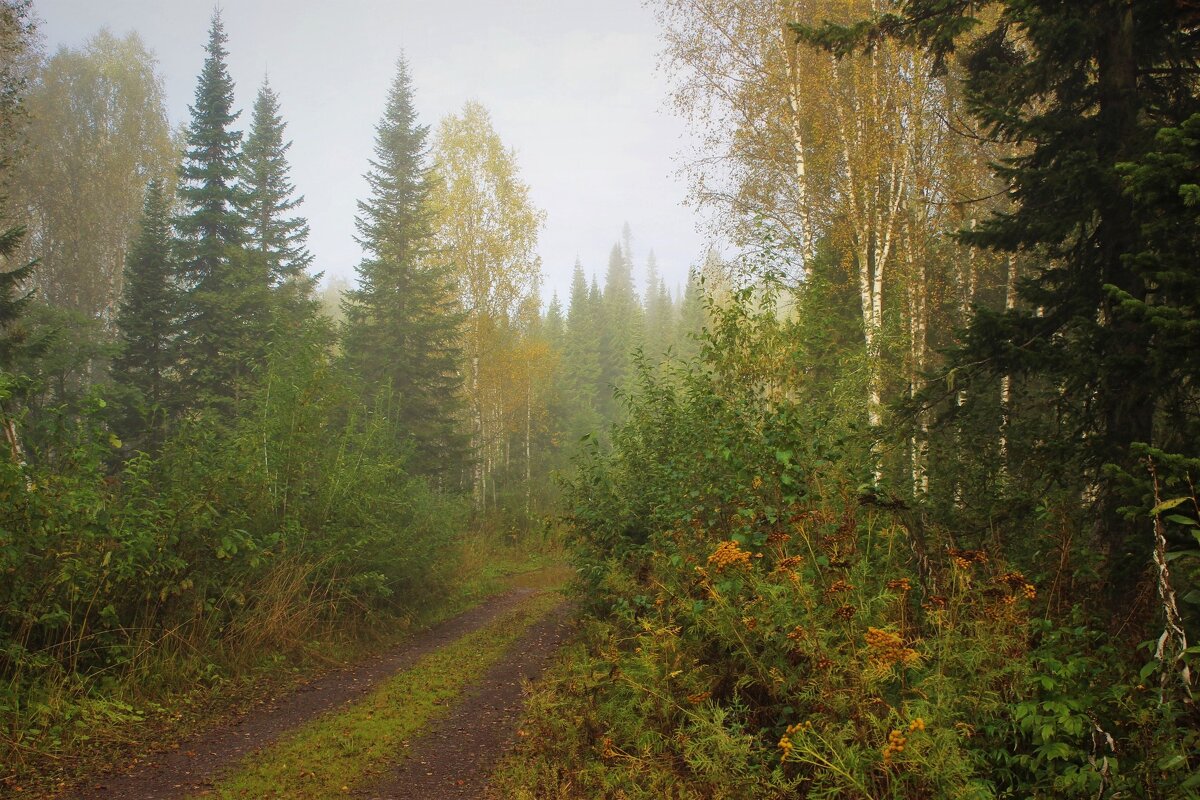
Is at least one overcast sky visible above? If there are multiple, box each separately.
[32,0,705,304]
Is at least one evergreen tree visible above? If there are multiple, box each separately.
[562,260,602,438]
[0,0,35,466]
[113,178,176,450]
[675,264,707,361]
[240,76,317,327]
[643,249,674,358]
[802,0,1200,594]
[174,11,263,408]
[342,56,466,480]
[544,291,564,350]
[598,240,642,419]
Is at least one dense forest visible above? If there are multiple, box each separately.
[2,0,1200,798]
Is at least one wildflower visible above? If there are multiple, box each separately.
[995,570,1037,600]
[835,604,856,620]
[778,722,812,763]
[825,579,855,596]
[786,625,807,641]
[752,475,763,489]
[766,530,791,544]
[601,736,616,759]
[687,691,711,704]
[908,717,925,732]
[707,540,752,571]
[742,616,758,630]
[886,578,912,593]
[882,729,907,763]
[865,627,921,667]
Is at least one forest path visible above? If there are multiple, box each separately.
[62,587,570,800]
[353,603,571,799]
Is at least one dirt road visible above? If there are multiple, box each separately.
[61,589,569,800]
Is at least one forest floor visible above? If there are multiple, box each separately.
[45,572,572,800]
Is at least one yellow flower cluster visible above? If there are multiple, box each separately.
[882,719,925,764]
[882,729,907,763]
[995,570,1037,600]
[772,554,803,583]
[777,555,803,571]
[707,540,752,571]
[865,627,920,667]
[777,721,811,762]
[886,577,912,593]
[948,548,989,570]
[824,578,855,596]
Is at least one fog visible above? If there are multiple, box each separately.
[34,0,703,301]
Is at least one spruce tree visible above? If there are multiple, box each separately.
[801,1,1200,594]
[643,249,674,358]
[675,266,707,361]
[563,260,602,437]
[544,291,564,350]
[598,240,642,420]
[174,11,263,408]
[0,0,35,466]
[342,56,466,479]
[113,178,176,449]
[240,77,317,328]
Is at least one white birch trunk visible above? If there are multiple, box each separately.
[998,253,1017,476]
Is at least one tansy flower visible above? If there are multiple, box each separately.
[707,540,752,571]
[865,627,920,667]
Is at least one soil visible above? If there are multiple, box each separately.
[355,602,572,800]
[58,588,561,800]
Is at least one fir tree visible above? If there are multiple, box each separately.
[675,264,707,361]
[240,76,317,328]
[342,56,466,480]
[113,178,176,449]
[598,240,642,419]
[174,11,264,407]
[544,291,564,350]
[643,249,674,357]
[0,225,30,372]
[562,260,602,437]
[802,0,1200,595]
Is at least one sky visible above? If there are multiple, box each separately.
[31,0,706,305]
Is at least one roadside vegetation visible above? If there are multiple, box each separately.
[490,1,1200,797]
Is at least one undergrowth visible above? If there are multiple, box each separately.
[489,285,1200,799]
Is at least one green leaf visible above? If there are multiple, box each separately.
[1165,514,1198,527]
[1151,497,1189,515]
[1157,754,1187,771]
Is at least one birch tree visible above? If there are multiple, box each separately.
[428,101,544,506]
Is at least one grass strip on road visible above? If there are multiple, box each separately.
[207,590,564,799]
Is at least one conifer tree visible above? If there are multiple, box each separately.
[113,177,176,449]
[174,11,263,407]
[643,249,674,357]
[544,291,564,350]
[801,0,1200,592]
[0,0,34,466]
[563,260,602,436]
[342,56,466,479]
[675,266,707,361]
[598,240,642,419]
[240,77,317,327]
